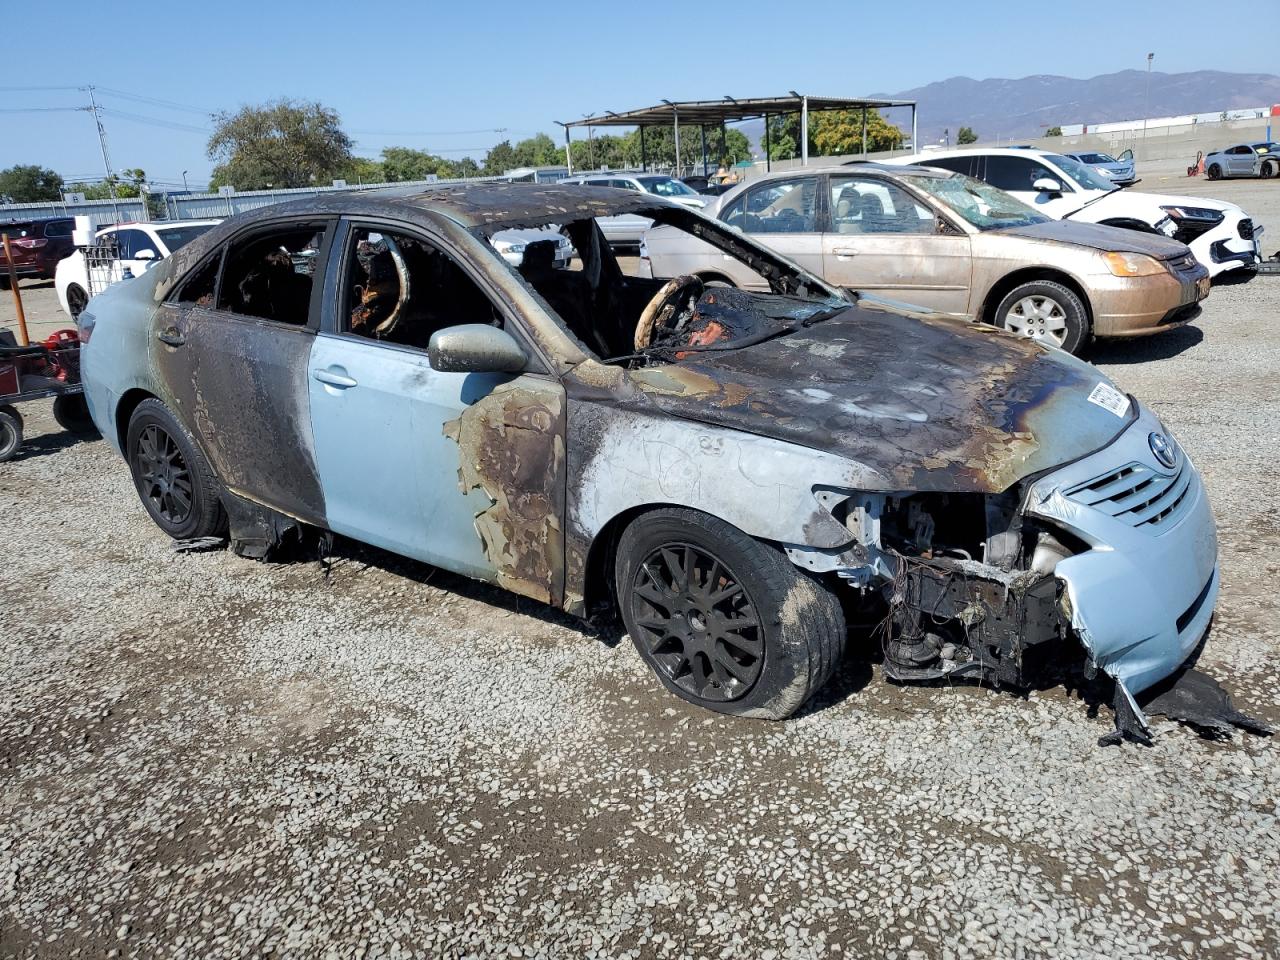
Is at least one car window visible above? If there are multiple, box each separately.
[43,220,74,238]
[115,228,152,260]
[980,156,1063,192]
[155,224,215,254]
[610,179,640,190]
[586,179,612,187]
[722,178,818,234]
[176,251,222,306]
[341,227,503,352]
[918,156,973,177]
[218,226,323,326]
[829,177,936,235]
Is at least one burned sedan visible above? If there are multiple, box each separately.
[77,183,1249,741]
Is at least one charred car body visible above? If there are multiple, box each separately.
[77,183,1249,740]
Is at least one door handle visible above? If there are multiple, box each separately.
[312,367,358,389]
[831,247,859,257]
[157,326,185,346]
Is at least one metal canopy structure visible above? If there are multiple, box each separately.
[559,94,918,176]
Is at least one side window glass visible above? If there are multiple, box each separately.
[44,220,74,238]
[922,156,972,176]
[115,229,142,259]
[342,227,502,351]
[733,179,818,234]
[983,157,1056,191]
[720,193,747,228]
[218,226,322,326]
[176,252,221,306]
[830,179,936,235]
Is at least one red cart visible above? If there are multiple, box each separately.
[0,327,95,462]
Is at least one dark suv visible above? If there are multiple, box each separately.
[0,217,76,288]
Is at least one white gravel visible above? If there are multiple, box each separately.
[2,175,1279,959]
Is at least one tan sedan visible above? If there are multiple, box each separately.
[642,163,1210,355]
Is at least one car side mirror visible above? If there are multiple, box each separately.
[1032,177,1063,194]
[134,249,157,261]
[428,324,527,373]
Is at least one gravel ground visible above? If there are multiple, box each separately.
[3,177,1280,959]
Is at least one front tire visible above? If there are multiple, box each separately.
[1207,163,1222,181]
[616,507,846,720]
[0,405,23,462]
[994,280,1089,354]
[1261,161,1277,180]
[126,398,225,540]
[66,283,89,319]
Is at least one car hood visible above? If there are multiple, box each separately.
[1079,189,1240,217]
[998,219,1190,258]
[630,299,1134,494]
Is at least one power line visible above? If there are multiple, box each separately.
[0,106,86,113]
[99,107,211,135]
[94,86,214,117]
[0,85,82,92]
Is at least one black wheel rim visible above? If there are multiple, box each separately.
[68,286,87,317]
[134,424,193,525]
[630,543,763,702]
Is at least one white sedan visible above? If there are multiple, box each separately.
[56,220,220,318]
[889,148,1262,277]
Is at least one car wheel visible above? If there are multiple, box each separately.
[126,398,226,540]
[1207,163,1222,181]
[0,405,23,462]
[66,283,89,318]
[615,507,846,720]
[52,394,98,435]
[995,280,1089,354]
[1261,161,1277,180]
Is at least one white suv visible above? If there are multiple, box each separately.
[889,149,1262,277]
[55,220,221,317]
[560,173,713,245]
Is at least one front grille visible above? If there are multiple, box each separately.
[1065,459,1193,531]
[1239,218,1255,240]
[1168,253,1198,273]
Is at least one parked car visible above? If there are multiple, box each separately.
[1203,143,1280,180]
[1065,150,1137,186]
[0,217,75,288]
[642,164,1208,354]
[55,220,221,318]
[890,148,1263,276]
[681,176,736,197]
[560,172,715,245]
[78,182,1223,740]
[489,228,574,268]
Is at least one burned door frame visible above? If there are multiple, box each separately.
[308,215,571,606]
[152,216,338,527]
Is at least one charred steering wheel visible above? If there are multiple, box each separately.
[633,275,706,351]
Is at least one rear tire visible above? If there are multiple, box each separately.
[126,398,225,540]
[1207,163,1222,181]
[994,280,1089,355]
[53,394,98,435]
[1261,161,1277,180]
[0,405,23,462]
[615,507,846,720]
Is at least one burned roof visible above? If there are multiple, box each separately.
[388,181,671,230]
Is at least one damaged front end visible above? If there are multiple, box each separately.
[786,402,1267,744]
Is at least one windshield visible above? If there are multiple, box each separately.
[1045,154,1117,192]
[1074,152,1116,164]
[909,173,1048,230]
[637,176,699,198]
[156,224,215,252]
[1253,143,1278,155]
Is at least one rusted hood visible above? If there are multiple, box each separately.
[630,304,1133,494]
[1000,220,1189,259]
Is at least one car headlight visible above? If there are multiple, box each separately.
[494,242,525,254]
[1159,205,1224,224]
[1103,251,1165,277]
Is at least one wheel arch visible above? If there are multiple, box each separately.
[694,270,738,287]
[576,502,684,617]
[979,267,1093,328]
[114,387,158,452]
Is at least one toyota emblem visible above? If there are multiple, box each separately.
[1149,432,1177,470]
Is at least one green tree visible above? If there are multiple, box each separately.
[0,164,64,202]
[957,126,978,145]
[67,169,147,200]
[767,109,904,160]
[1044,126,1063,137]
[447,157,481,179]
[341,157,385,184]
[207,99,353,190]
[512,133,561,168]
[482,140,520,175]
[381,146,449,182]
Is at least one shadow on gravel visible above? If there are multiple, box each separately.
[1210,268,1258,288]
[7,429,97,462]
[1090,323,1204,364]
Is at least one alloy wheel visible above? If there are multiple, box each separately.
[1004,296,1069,346]
[629,543,763,702]
[134,424,194,525]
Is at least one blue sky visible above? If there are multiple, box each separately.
[3,0,1275,189]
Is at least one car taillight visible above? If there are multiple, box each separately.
[77,311,95,344]
[12,238,47,249]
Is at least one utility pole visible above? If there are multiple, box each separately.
[83,85,121,222]
[1141,53,1154,159]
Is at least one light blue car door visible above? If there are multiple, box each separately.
[306,219,568,601]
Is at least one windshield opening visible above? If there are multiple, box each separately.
[1045,154,1117,192]
[474,205,847,366]
[909,173,1048,230]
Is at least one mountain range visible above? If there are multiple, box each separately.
[876,69,1280,145]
